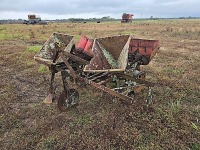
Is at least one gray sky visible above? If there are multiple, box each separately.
[0,0,199,19]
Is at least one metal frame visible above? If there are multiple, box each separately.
[34,33,159,111]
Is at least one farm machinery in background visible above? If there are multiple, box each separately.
[34,33,159,111]
[23,14,47,25]
[121,13,134,23]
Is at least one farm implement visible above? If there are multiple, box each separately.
[34,33,159,111]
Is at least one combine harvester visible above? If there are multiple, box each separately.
[24,14,47,25]
[121,13,134,23]
[34,33,159,111]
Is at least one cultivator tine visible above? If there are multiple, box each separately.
[44,68,56,103]
[44,93,54,104]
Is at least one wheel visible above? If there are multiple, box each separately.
[57,89,79,111]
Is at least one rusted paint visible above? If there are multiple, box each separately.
[84,35,132,72]
[84,39,111,71]
[34,32,74,66]
[128,39,159,57]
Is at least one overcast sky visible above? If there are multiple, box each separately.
[0,0,199,19]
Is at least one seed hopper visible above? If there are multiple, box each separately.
[34,33,159,111]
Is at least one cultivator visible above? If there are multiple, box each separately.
[34,33,159,111]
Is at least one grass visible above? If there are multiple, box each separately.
[26,45,42,53]
[170,99,181,114]
[191,122,199,131]
[0,33,20,40]
[76,114,92,126]
[42,137,58,150]
[38,65,48,73]
[0,19,200,149]
[26,60,36,66]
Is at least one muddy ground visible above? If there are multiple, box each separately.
[0,20,199,149]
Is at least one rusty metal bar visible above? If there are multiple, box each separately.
[62,51,89,64]
[60,54,77,79]
[87,80,134,101]
[90,72,109,81]
[83,69,125,73]
[97,78,113,85]
[34,57,52,67]
[115,73,155,87]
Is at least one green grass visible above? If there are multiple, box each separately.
[0,33,19,40]
[26,45,42,53]
[76,114,92,126]
[191,122,199,131]
[190,143,200,150]
[170,99,181,114]
[26,60,36,66]
[42,137,57,150]
[38,65,48,73]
